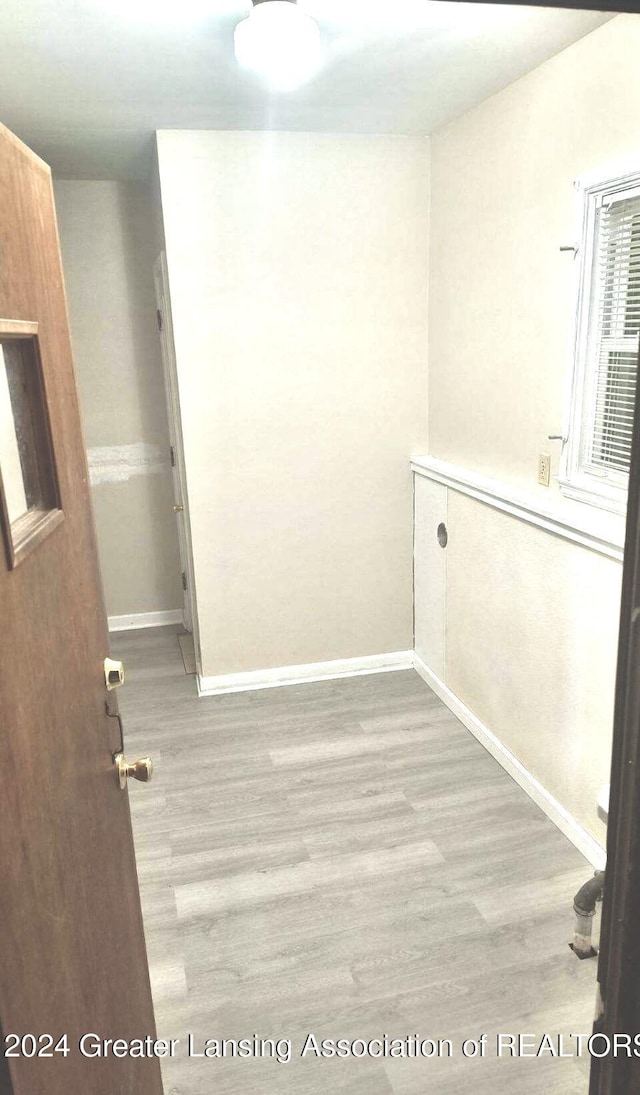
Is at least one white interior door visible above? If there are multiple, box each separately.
[153,252,197,641]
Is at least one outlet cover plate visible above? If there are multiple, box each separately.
[538,453,551,487]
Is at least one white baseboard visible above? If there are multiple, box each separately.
[413,653,606,870]
[108,609,184,633]
[197,650,414,697]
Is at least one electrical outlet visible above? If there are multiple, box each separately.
[538,453,551,487]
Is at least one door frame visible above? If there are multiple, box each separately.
[153,252,199,660]
[586,349,640,1093]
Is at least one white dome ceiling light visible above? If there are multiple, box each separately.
[234,0,323,92]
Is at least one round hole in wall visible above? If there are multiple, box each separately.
[437,522,448,548]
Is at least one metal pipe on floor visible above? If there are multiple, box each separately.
[571,870,605,959]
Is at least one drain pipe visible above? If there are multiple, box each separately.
[570,871,605,959]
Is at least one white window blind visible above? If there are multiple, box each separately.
[584,190,640,476]
[562,174,640,513]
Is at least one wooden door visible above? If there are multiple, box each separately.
[0,127,162,1093]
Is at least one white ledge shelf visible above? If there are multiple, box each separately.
[411,455,625,562]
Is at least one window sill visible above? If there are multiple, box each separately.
[558,475,627,517]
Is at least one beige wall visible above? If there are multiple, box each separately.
[429,13,640,494]
[446,494,620,842]
[156,131,429,678]
[421,15,640,841]
[54,180,183,618]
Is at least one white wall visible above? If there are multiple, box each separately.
[54,180,183,619]
[419,14,640,843]
[156,131,429,679]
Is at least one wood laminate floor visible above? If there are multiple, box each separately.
[113,627,600,1095]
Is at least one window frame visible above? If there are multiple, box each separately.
[0,319,64,569]
[560,168,640,515]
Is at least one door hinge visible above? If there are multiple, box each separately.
[170,445,176,467]
[156,308,163,331]
[182,571,187,591]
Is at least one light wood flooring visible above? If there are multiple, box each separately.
[113,627,600,1095]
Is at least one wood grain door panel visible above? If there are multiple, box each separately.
[0,126,162,1094]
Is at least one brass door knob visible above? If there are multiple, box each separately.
[104,658,125,690]
[173,503,184,513]
[115,753,154,790]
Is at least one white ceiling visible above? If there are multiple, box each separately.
[0,0,613,180]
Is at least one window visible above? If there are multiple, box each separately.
[562,173,640,513]
[0,322,63,568]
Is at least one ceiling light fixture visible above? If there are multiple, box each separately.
[234,0,322,92]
